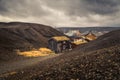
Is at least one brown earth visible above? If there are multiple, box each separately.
[0,22,64,62]
[0,30,120,80]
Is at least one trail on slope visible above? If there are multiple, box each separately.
[0,54,61,75]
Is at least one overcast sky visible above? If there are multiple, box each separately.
[0,0,120,27]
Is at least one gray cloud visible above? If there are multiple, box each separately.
[83,0,120,15]
[42,0,120,16]
[0,0,120,27]
[0,0,48,17]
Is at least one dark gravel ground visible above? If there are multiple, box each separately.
[31,45,120,80]
[0,30,120,80]
[1,45,120,80]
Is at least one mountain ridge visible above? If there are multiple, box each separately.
[0,22,64,61]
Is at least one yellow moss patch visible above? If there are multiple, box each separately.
[72,40,87,45]
[85,33,97,41]
[52,36,70,41]
[17,48,55,57]
[39,48,53,54]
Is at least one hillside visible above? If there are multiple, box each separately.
[0,22,64,61]
[31,45,120,80]
[73,30,120,52]
[2,30,120,80]
[30,30,120,80]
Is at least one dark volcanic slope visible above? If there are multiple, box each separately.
[4,30,120,80]
[0,22,63,61]
[31,30,120,80]
[73,30,120,53]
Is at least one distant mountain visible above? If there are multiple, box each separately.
[57,27,120,36]
[57,27,120,32]
[0,22,64,61]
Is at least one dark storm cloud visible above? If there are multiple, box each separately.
[43,0,120,16]
[42,0,89,17]
[0,0,48,17]
[83,0,120,15]
[0,0,120,27]
[0,0,8,13]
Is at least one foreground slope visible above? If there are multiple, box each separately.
[3,30,120,80]
[31,30,120,80]
[0,22,63,61]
